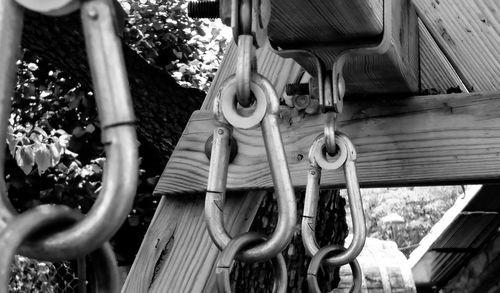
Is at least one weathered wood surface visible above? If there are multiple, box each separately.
[418,19,468,93]
[122,192,265,292]
[270,0,419,97]
[268,0,382,45]
[414,0,500,92]
[156,91,500,194]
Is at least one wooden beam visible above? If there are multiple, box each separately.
[413,0,500,92]
[156,91,500,195]
[122,192,266,292]
[418,18,468,93]
[269,0,419,97]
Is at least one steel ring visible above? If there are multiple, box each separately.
[0,205,120,293]
[311,134,348,171]
[221,76,267,129]
[216,232,288,293]
[307,245,362,293]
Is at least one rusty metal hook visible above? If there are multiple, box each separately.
[302,133,366,267]
[0,0,138,261]
[205,73,296,262]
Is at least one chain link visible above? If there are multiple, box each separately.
[302,133,366,292]
[307,245,362,293]
[206,74,296,263]
[215,232,287,293]
[0,205,120,292]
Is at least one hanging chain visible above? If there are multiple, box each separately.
[0,0,137,291]
[207,73,295,292]
[203,2,295,291]
[302,132,366,293]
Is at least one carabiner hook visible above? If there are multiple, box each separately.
[205,73,296,262]
[302,132,366,267]
[0,0,138,261]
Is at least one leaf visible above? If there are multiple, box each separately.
[49,143,61,166]
[7,126,18,157]
[35,145,52,175]
[15,145,35,175]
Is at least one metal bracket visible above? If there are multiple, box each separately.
[270,0,418,110]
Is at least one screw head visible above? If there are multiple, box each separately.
[87,8,98,19]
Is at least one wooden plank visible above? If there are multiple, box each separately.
[268,0,382,45]
[413,0,500,91]
[121,192,265,292]
[270,0,419,97]
[419,18,468,93]
[156,91,500,195]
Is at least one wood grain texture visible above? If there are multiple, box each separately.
[419,19,468,93]
[121,192,265,292]
[156,91,500,195]
[270,0,419,97]
[413,0,500,91]
[268,0,382,45]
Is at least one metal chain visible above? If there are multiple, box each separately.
[302,132,366,292]
[206,4,296,284]
[215,232,288,293]
[307,245,362,293]
[206,72,296,292]
[0,0,137,291]
[232,0,270,108]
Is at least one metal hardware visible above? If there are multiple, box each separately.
[302,133,366,267]
[286,83,310,96]
[270,47,328,112]
[220,74,267,129]
[236,35,255,107]
[206,73,296,262]
[15,0,79,16]
[0,0,138,262]
[0,0,23,232]
[205,132,238,163]
[323,112,337,155]
[0,205,120,293]
[307,245,362,293]
[215,232,287,293]
[188,0,220,19]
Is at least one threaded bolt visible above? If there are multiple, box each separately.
[188,1,220,19]
[286,83,309,96]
